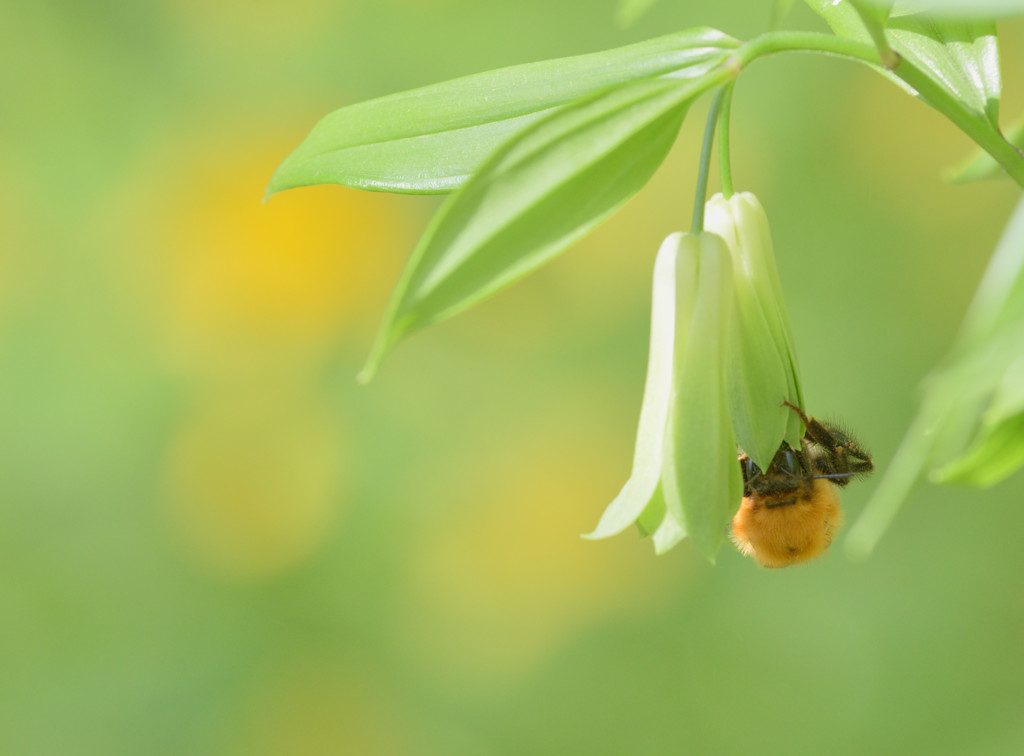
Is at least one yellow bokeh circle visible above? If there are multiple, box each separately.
[163,387,346,580]
[161,150,405,373]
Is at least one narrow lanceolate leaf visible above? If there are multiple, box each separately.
[585,234,696,541]
[848,194,1024,556]
[807,1,1000,129]
[267,29,738,196]
[953,192,1024,349]
[661,234,743,563]
[986,355,1024,422]
[771,0,798,29]
[931,412,1024,487]
[360,75,721,380]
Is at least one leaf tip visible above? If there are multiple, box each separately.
[358,318,408,385]
[357,344,384,384]
[264,164,291,201]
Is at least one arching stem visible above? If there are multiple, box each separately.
[718,82,736,199]
[691,87,727,233]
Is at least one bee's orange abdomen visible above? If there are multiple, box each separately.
[730,479,843,568]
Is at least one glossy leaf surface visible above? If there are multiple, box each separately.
[360,76,717,379]
[807,1,1000,128]
[268,29,737,195]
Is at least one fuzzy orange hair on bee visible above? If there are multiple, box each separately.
[730,402,874,568]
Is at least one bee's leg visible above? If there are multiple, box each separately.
[783,400,843,452]
[781,399,810,428]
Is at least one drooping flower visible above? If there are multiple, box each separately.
[586,192,805,562]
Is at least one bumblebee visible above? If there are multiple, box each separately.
[730,402,874,568]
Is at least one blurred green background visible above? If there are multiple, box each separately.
[3,1,1024,753]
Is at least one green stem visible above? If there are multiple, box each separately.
[718,83,735,199]
[692,88,726,233]
[892,60,1024,187]
[845,412,932,559]
[733,30,882,68]
[731,31,1024,189]
[850,1,899,69]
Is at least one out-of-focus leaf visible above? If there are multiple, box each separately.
[267,29,738,196]
[771,0,798,29]
[615,0,661,28]
[847,194,1024,556]
[586,233,695,541]
[662,234,744,563]
[947,118,1024,183]
[859,0,1024,17]
[987,355,1024,422]
[931,412,1024,487]
[954,193,1024,347]
[360,76,718,380]
[806,1,1000,128]
[807,1,874,41]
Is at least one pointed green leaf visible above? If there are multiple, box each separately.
[807,1,1000,128]
[586,233,697,540]
[771,0,798,29]
[847,193,1024,555]
[360,75,724,380]
[931,412,1024,487]
[987,355,1024,423]
[920,320,1024,471]
[661,234,744,563]
[267,29,738,196]
[953,192,1024,349]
